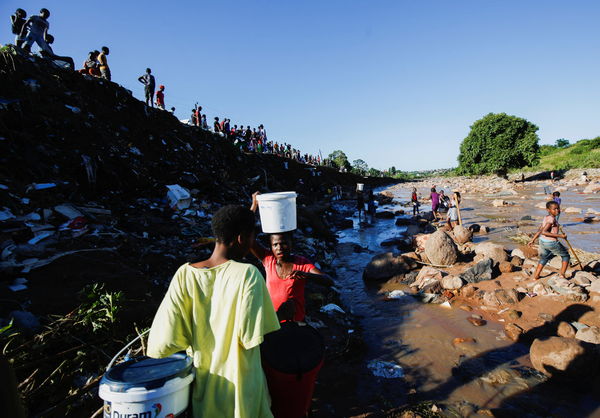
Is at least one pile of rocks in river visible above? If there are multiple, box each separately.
[361,216,600,379]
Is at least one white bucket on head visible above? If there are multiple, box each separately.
[99,353,194,418]
[256,192,297,233]
[357,183,364,191]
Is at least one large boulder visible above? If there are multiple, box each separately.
[530,337,599,378]
[363,252,417,282]
[411,266,443,292]
[452,225,472,244]
[583,183,600,194]
[573,271,596,287]
[460,258,494,283]
[375,210,395,219]
[482,288,519,307]
[475,242,509,264]
[589,280,600,294]
[424,230,458,266]
[441,275,464,290]
[504,323,524,342]
[557,322,576,338]
[563,207,582,214]
[575,326,600,345]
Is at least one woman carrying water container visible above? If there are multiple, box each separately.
[250,192,333,322]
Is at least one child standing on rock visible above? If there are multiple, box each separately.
[411,187,419,216]
[430,187,441,221]
[528,201,570,280]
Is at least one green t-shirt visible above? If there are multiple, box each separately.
[147,261,280,417]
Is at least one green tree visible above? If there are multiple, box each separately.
[368,167,382,177]
[457,113,540,176]
[352,159,369,176]
[328,150,351,171]
[389,166,397,176]
[555,138,570,148]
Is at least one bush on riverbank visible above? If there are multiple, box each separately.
[456,113,541,176]
[527,137,600,171]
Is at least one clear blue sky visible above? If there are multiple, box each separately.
[3,1,599,171]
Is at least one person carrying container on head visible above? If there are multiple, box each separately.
[20,8,52,54]
[250,192,333,322]
[147,205,280,417]
[138,68,156,107]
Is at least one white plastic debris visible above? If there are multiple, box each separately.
[367,360,405,378]
[320,303,345,314]
[440,301,452,308]
[64,104,81,113]
[27,231,54,245]
[27,183,57,192]
[23,78,40,91]
[387,290,407,299]
[0,184,8,190]
[0,207,16,221]
[166,184,192,210]
[129,147,143,156]
[54,204,83,219]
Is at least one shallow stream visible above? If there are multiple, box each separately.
[331,184,600,416]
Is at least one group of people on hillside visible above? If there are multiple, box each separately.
[78,47,111,80]
[9,8,325,163]
[10,8,76,70]
[188,107,326,165]
[147,194,331,417]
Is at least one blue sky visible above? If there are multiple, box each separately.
[2,1,599,171]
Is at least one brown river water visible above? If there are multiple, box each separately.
[331,183,600,417]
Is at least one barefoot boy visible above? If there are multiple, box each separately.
[528,201,570,280]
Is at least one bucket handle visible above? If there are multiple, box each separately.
[106,329,150,371]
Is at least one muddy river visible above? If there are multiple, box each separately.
[331,183,600,417]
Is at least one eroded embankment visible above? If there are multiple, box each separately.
[0,48,393,416]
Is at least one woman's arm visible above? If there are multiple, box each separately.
[249,191,268,261]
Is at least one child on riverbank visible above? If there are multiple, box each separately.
[356,190,366,221]
[528,201,570,280]
[445,192,461,230]
[367,190,376,218]
[411,188,419,216]
[430,187,440,221]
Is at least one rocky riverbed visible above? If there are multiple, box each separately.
[326,178,600,417]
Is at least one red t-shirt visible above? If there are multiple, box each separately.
[262,251,315,321]
[156,90,164,105]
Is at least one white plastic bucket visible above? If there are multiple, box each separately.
[166,184,192,210]
[256,192,297,233]
[99,354,194,417]
[357,183,364,191]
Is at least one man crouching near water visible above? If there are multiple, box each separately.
[147,205,280,417]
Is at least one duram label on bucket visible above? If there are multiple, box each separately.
[104,401,173,418]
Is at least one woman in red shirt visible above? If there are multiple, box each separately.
[250,192,332,321]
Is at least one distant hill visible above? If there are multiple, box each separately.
[530,137,600,171]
